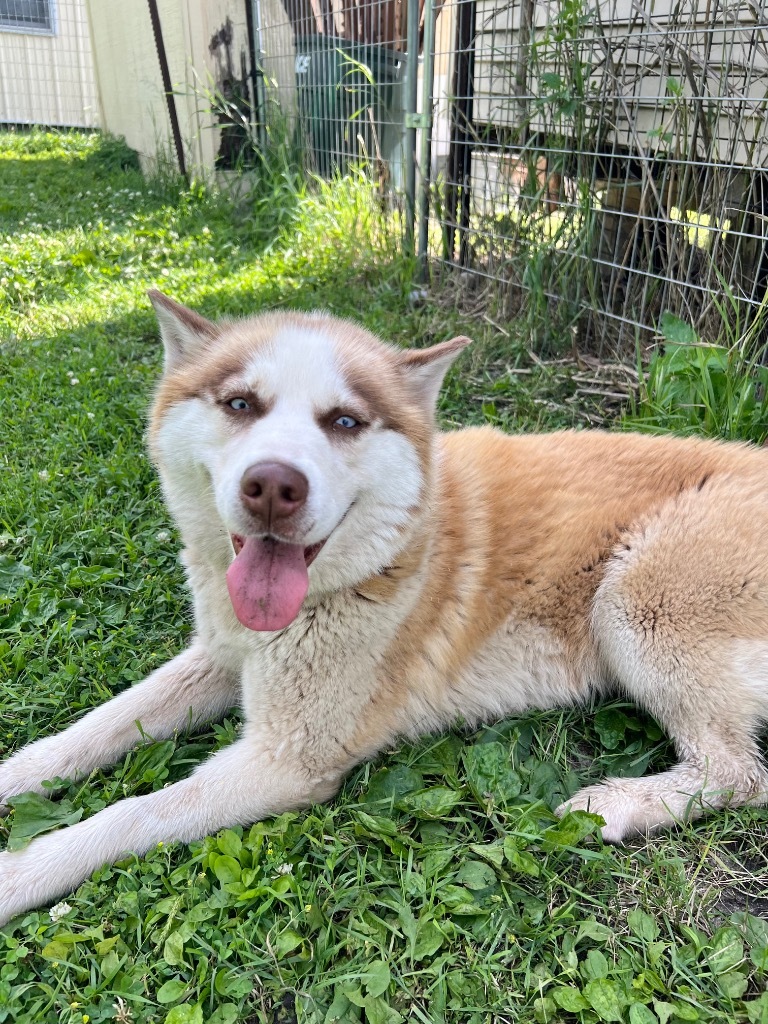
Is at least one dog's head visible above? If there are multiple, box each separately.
[148,291,470,631]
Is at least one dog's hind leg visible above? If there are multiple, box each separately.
[560,497,768,843]
[0,732,342,924]
[561,721,768,844]
[0,643,238,810]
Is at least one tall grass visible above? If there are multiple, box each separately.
[623,310,768,445]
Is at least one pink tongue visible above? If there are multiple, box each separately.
[226,537,309,631]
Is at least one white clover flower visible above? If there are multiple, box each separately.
[155,530,170,543]
[70,378,79,386]
[38,470,50,481]
[276,863,293,876]
[49,901,72,922]
[66,370,74,377]
[86,412,95,420]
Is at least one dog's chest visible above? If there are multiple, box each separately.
[237,588,414,760]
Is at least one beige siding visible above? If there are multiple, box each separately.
[0,0,98,127]
[473,0,768,165]
[431,0,455,170]
[87,0,251,173]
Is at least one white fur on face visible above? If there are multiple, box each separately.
[154,325,426,591]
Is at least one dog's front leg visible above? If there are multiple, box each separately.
[0,733,339,925]
[0,643,239,810]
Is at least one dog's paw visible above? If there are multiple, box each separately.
[555,781,648,844]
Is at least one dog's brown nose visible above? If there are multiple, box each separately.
[240,462,309,526]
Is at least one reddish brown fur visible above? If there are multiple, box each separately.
[349,427,768,753]
[151,311,437,466]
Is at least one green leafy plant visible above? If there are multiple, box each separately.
[623,311,768,444]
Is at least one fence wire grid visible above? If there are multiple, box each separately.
[252,0,426,190]
[254,0,768,352]
[3,0,768,353]
[432,0,768,351]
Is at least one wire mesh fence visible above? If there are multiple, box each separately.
[428,0,768,352]
[254,0,768,354]
[3,0,766,355]
[0,0,99,128]
[253,0,428,202]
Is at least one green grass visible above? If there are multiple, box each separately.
[1,130,768,1024]
[621,312,768,445]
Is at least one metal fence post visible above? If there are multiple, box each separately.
[146,0,188,182]
[417,0,436,275]
[445,0,475,266]
[404,0,421,256]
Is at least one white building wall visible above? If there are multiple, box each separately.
[0,0,99,127]
[87,0,251,173]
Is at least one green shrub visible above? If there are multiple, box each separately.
[623,311,768,444]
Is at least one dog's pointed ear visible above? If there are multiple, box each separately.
[398,335,472,410]
[148,290,220,372]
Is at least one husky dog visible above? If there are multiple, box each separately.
[0,292,767,924]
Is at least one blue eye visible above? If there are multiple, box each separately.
[334,415,359,429]
[229,397,249,411]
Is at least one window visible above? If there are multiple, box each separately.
[0,0,53,33]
